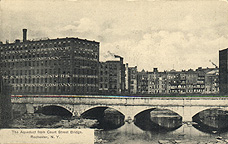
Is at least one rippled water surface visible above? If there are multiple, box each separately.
[95,122,228,144]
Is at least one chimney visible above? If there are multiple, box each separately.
[15,39,20,43]
[153,68,158,72]
[23,29,27,42]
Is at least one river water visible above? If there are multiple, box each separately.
[95,122,228,144]
[8,106,228,143]
[8,112,228,143]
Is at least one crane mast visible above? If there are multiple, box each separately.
[209,60,218,68]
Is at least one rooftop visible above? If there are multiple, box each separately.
[0,37,99,46]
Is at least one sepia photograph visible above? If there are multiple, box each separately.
[1,0,228,143]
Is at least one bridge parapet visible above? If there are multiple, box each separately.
[11,96,228,106]
[11,96,228,121]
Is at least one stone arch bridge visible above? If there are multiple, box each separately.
[11,95,228,121]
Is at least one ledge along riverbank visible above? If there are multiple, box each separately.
[9,113,98,128]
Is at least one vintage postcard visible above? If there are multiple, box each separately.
[1,0,228,144]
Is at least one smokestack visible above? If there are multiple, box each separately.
[23,29,27,42]
[153,68,158,72]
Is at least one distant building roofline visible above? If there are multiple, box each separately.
[1,37,99,45]
[219,48,228,52]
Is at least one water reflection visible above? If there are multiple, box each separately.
[192,123,228,134]
[134,108,182,132]
[81,107,125,130]
[192,108,228,134]
[94,108,228,143]
[95,122,228,144]
[37,105,73,117]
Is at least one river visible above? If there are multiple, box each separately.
[8,113,228,143]
[95,122,228,144]
[8,107,228,144]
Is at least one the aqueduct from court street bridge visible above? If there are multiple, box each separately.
[11,95,228,121]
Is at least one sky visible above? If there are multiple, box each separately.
[1,0,228,71]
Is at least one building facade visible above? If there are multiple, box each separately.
[0,29,100,95]
[133,68,219,95]
[99,57,125,94]
[148,68,167,94]
[204,69,219,94]
[137,70,148,94]
[128,66,137,94]
[0,73,12,128]
[219,48,228,94]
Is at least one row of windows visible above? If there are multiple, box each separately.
[100,71,108,75]
[73,69,98,75]
[149,85,165,89]
[100,77,118,83]
[4,68,92,75]
[5,69,69,75]
[2,59,98,70]
[100,64,119,69]
[100,84,108,88]
[1,41,70,52]
[1,49,98,60]
[2,48,98,60]
[5,77,98,84]
[12,85,98,93]
[1,39,98,52]
[100,84,117,89]
[148,90,166,94]
[100,77,108,82]
[73,51,98,58]
[100,72,118,76]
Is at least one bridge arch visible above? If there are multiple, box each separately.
[34,104,74,117]
[80,106,125,130]
[81,106,125,118]
[12,96,228,122]
[134,107,182,119]
[116,106,184,120]
[168,106,228,122]
[191,107,228,118]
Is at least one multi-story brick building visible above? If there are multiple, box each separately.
[147,67,219,95]
[204,69,219,94]
[148,68,167,94]
[137,69,148,94]
[127,66,137,94]
[165,68,219,94]
[0,72,12,128]
[219,48,228,94]
[99,56,125,94]
[0,29,100,95]
[166,70,186,94]
[185,69,198,93]
[193,67,219,94]
[194,67,206,93]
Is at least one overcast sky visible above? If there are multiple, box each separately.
[1,0,228,71]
